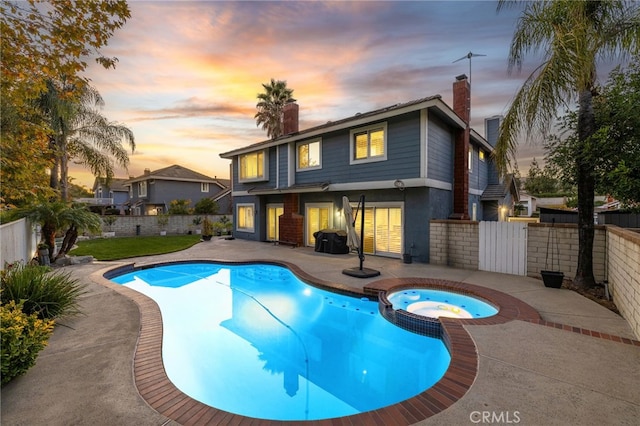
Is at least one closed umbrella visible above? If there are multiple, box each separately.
[342,196,359,250]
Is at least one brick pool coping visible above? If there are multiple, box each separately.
[94,260,638,425]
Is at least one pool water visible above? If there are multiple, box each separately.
[111,263,451,421]
[388,289,498,319]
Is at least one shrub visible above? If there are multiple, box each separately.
[0,263,86,320]
[1,300,54,385]
[194,198,218,214]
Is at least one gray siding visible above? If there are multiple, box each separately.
[295,113,421,185]
[278,144,289,188]
[427,115,454,182]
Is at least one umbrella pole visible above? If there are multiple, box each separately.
[342,195,380,278]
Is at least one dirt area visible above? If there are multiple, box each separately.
[563,279,620,315]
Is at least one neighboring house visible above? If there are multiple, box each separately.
[480,174,520,221]
[517,191,537,217]
[93,177,129,212]
[125,165,230,216]
[220,75,515,262]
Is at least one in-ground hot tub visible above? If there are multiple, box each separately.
[387,288,498,319]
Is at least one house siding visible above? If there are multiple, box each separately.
[294,113,421,186]
[427,115,454,183]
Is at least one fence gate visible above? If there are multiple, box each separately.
[478,221,528,276]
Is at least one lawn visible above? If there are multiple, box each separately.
[70,235,202,261]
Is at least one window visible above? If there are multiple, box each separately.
[468,149,473,172]
[201,182,209,192]
[305,204,332,246]
[239,151,266,181]
[479,150,485,161]
[128,185,133,197]
[267,204,283,241]
[237,204,255,232]
[139,181,147,197]
[350,123,387,164]
[297,140,321,170]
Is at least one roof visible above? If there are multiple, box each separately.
[92,177,129,192]
[220,95,490,158]
[126,165,222,185]
[481,174,519,202]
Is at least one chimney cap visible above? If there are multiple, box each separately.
[286,98,297,104]
[455,74,468,81]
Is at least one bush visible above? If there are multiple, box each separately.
[194,198,218,214]
[0,263,86,320]
[1,300,54,385]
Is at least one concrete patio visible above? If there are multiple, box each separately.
[2,238,638,425]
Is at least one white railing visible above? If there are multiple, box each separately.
[76,197,114,206]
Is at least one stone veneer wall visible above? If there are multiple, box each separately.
[606,226,640,339]
[99,215,230,237]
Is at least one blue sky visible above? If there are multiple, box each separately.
[74,0,610,187]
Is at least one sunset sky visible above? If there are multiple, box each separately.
[74,0,616,188]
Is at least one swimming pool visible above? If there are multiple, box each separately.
[387,288,498,319]
[110,263,451,421]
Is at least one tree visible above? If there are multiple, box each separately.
[546,60,640,209]
[495,0,640,289]
[39,79,135,201]
[0,0,130,207]
[254,79,295,139]
[167,199,192,215]
[524,158,558,195]
[194,198,219,215]
[13,201,101,259]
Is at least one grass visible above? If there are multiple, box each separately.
[70,235,202,260]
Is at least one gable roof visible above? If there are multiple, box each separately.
[92,177,129,192]
[481,174,520,202]
[126,164,221,185]
[220,94,492,158]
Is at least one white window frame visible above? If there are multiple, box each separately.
[296,139,322,171]
[304,202,333,247]
[239,150,268,182]
[139,181,147,197]
[236,203,255,233]
[201,182,209,192]
[468,148,473,173]
[349,122,388,165]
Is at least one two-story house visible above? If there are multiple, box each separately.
[88,177,130,213]
[220,75,515,262]
[125,164,230,215]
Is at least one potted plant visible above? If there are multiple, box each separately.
[213,221,224,236]
[202,217,214,241]
[218,215,233,235]
[192,216,202,234]
[37,242,50,266]
[157,214,169,236]
[102,215,117,237]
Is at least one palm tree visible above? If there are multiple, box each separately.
[14,201,101,259]
[39,79,135,201]
[254,78,295,139]
[495,0,640,289]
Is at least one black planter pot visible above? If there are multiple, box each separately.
[541,270,564,288]
[402,253,412,264]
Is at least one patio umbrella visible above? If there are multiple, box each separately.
[342,196,359,250]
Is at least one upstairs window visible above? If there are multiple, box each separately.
[139,181,147,197]
[201,182,209,192]
[479,150,485,162]
[350,123,387,164]
[297,139,321,171]
[239,151,266,181]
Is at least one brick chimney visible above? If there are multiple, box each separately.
[282,100,299,135]
[278,193,304,246]
[450,74,470,220]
